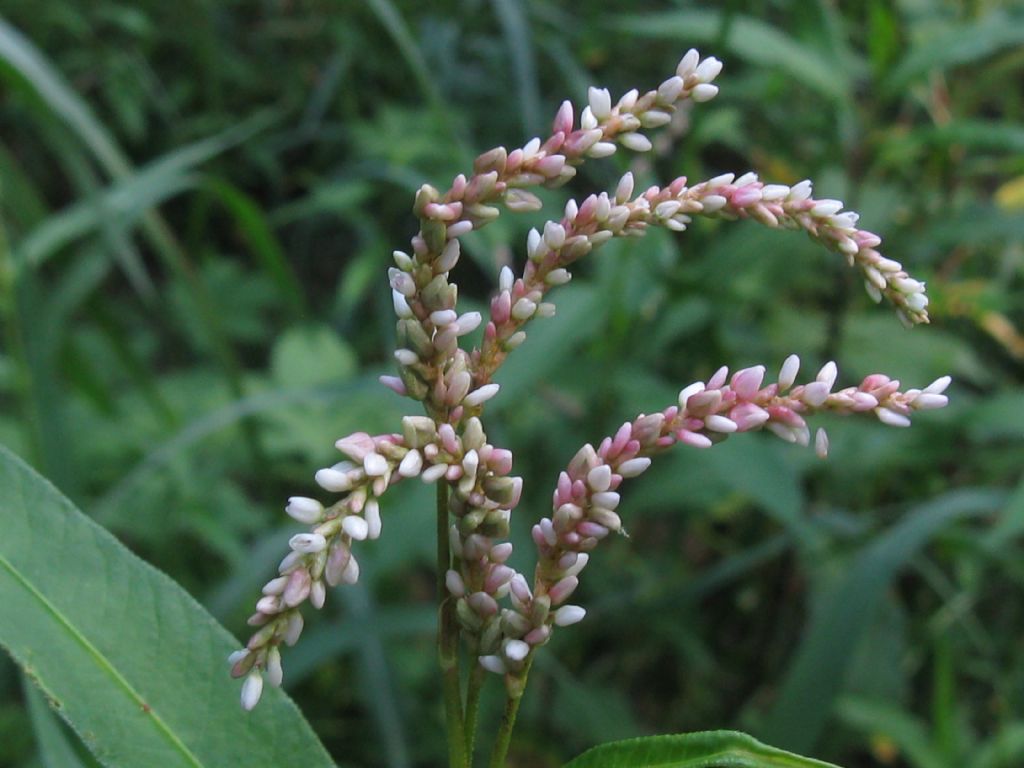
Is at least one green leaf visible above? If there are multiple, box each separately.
[0,16,131,182]
[0,445,334,768]
[23,678,92,768]
[885,11,1024,92]
[14,114,274,270]
[562,730,841,767]
[758,489,1005,753]
[198,177,308,319]
[270,326,358,388]
[834,696,946,768]
[613,10,855,103]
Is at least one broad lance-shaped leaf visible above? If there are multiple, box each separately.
[563,731,842,768]
[0,445,335,768]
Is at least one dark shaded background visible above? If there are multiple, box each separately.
[1,1,1023,766]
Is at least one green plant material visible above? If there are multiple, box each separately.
[613,10,855,103]
[14,114,275,270]
[493,283,602,403]
[835,696,945,768]
[363,0,445,114]
[759,489,1006,754]
[197,177,308,319]
[970,724,1024,768]
[491,0,541,136]
[341,583,411,768]
[884,11,1024,92]
[92,378,378,523]
[0,445,334,768]
[563,730,841,767]
[23,678,92,768]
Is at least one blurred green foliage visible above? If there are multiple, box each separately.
[0,1,1022,766]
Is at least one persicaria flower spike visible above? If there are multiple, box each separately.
[233,48,947,724]
[478,358,949,689]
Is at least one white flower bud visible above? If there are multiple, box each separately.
[289,533,327,554]
[588,141,617,158]
[588,87,612,120]
[676,49,700,78]
[266,647,283,687]
[241,670,264,711]
[285,497,324,525]
[363,452,389,477]
[342,515,369,541]
[392,290,412,318]
[504,639,530,662]
[814,428,830,459]
[499,265,515,292]
[876,407,911,428]
[554,605,586,626]
[587,464,612,492]
[778,354,801,391]
[315,467,352,492]
[464,383,500,407]
[694,56,723,82]
[617,457,651,477]
[398,449,423,477]
[923,376,952,395]
[620,132,652,152]
[479,655,507,674]
[691,83,719,102]
[811,199,844,217]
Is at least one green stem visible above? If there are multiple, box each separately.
[463,660,486,757]
[437,482,467,768]
[487,658,533,768]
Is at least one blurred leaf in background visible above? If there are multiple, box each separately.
[0,1,1022,766]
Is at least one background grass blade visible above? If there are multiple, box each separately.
[613,10,856,103]
[0,445,335,768]
[14,112,277,270]
[884,10,1024,92]
[758,489,1006,754]
[492,0,542,136]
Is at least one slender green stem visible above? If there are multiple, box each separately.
[437,482,467,768]
[487,658,533,768]
[463,660,486,757]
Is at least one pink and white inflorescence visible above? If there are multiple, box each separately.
[231,48,948,708]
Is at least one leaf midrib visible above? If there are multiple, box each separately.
[600,751,818,767]
[0,549,204,768]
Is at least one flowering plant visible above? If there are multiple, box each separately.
[229,49,947,767]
